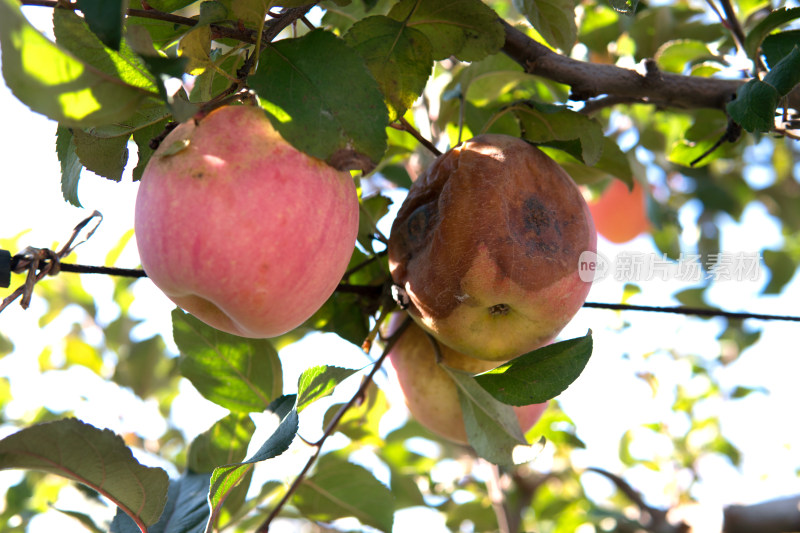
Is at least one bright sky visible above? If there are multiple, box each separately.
[1,5,800,533]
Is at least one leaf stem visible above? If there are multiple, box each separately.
[256,316,411,532]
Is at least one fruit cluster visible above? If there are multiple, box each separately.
[386,134,596,443]
[135,110,596,445]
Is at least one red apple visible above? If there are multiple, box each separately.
[388,134,596,361]
[588,179,650,244]
[385,314,548,446]
[134,105,359,338]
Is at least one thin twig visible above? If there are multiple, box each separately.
[717,0,748,56]
[484,461,512,533]
[689,119,742,166]
[19,0,316,46]
[257,316,411,532]
[393,116,442,156]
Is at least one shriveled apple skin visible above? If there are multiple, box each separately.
[135,105,359,338]
[388,134,596,360]
[386,314,547,445]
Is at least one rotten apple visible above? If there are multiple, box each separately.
[388,134,596,361]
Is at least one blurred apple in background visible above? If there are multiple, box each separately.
[588,179,650,244]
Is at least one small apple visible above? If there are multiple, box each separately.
[135,105,359,338]
[588,179,650,244]
[388,134,596,361]
[385,314,548,446]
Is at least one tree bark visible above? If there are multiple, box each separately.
[723,495,800,533]
[500,19,745,112]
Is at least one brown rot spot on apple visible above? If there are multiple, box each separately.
[522,197,552,236]
[405,203,434,246]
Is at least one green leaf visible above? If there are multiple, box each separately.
[762,46,800,96]
[655,39,715,73]
[190,51,244,103]
[173,309,283,413]
[388,0,505,61]
[75,0,125,50]
[207,395,298,526]
[0,418,169,528]
[217,0,268,28]
[473,334,593,405]
[0,334,13,357]
[293,454,394,532]
[543,135,633,186]
[762,30,800,68]
[673,286,711,310]
[668,110,734,167]
[90,102,171,139]
[56,126,84,207]
[513,0,578,52]
[743,6,800,62]
[198,1,230,25]
[138,55,195,121]
[303,291,372,347]
[629,6,724,60]
[358,193,393,251]
[323,383,388,443]
[446,367,546,465]
[131,116,171,181]
[514,102,604,166]
[63,333,105,373]
[579,4,622,52]
[53,8,157,92]
[344,15,433,121]
[761,249,795,295]
[730,385,768,399]
[452,53,531,105]
[127,0,188,47]
[726,79,779,132]
[188,413,256,472]
[179,26,212,75]
[297,366,358,413]
[72,127,130,181]
[0,0,154,127]
[145,0,197,11]
[112,335,176,399]
[110,471,211,533]
[249,29,389,171]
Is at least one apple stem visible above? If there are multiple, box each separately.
[423,330,444,365]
